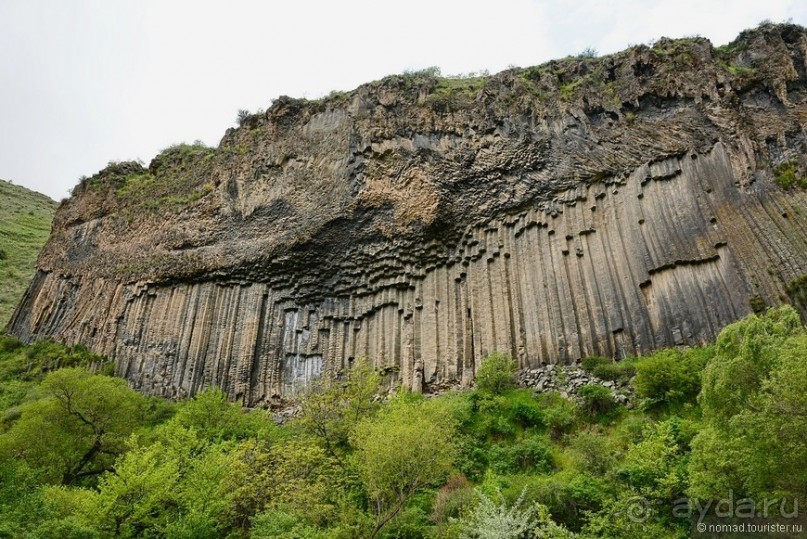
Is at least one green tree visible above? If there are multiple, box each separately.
[487,434,553,475]
[351,396,457,538]
[618,419,688,503]
[632,347,711,412]
[690,306,807,499]
[0,368,146,485]
[87,443,180,537]
[567,430,618,475]
[581,495,683,539]
[166,443,244,538]
[475,353,518,395]
[27,485,100,539]
[698,306,802,421]
[227,438,341,528]
[81,427,247,538]
[170,387,274,443]
[249,509,326,539]
[537,392,579,441]
[298,360,381,463]
[0,460,48,536]
[522,469,613,532]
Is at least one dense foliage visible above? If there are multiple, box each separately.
[0,307,804,538]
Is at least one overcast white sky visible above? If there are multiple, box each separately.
[1,1,805,201]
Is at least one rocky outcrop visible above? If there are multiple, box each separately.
[518,366,633,407]
[7,24,807,405]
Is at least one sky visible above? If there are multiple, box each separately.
[1,1,805,201]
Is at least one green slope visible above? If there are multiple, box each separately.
[0,179,57,328]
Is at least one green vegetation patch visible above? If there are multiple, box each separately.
[774,160,807,189]
[423,73,489,113]
[0,307,804,538]
[0,335,113,412]
[580,355,637,383]
[558,76,588,100]
[749,293,766,313]
[74,142,218,219]
[117,142,216,212]
[715,41,749,56]
[0,180,57,327]
[724,63,757,76]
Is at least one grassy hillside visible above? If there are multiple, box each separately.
[0,180,57,328]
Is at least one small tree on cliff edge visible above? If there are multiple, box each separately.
[475,352,518,395]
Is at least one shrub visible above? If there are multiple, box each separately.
[511,400,545,429]
[582,495,685,539]
[453,437,490,482]
[567,431,617,475]
[381,500,432,539]
[774,160,807,189]
[450,390,550,480]
[456,489,575,539]
[475,353,517,395]
[236,109,251,126]
[470,389,546,441]
[479,412,517,439]
[580,356,636,383]
[403,66,441,79]
[458,489,535,539]
[617,420,688,502]
[579,47,598,58]
[535,392,578,441]
[578,384,616,419]
[527,470,612,531]
[580,356,609,372]
[0,338,111,386]
[27,519,100,539]
[0,461,48,535]
[632,347,711,411]
[250,509,324,539]
[487,435,553,475]
[171,388,273,442]
[613,412,654,445]
[0,335,23,354]
[431,473,475,526]
[749,294,766,313]
[226,438,340,529]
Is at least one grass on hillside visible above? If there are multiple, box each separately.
[0,180,57,328]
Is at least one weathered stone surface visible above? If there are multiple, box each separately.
[7,24,807,405]
[518,365,634,407]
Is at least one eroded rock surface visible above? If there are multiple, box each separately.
[8,24,807,404]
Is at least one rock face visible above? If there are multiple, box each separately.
[7,24,807,405]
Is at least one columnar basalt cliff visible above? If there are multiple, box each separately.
[8,24,807,404]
